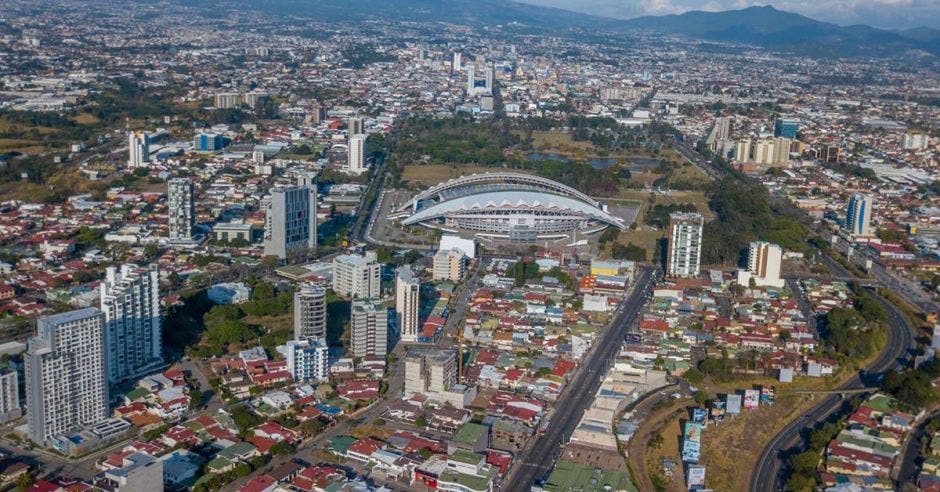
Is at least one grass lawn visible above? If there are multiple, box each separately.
[601,229,663,262]
[597,188,713,262]
[670,162,713,188]
[697,336,887,491]
[244,313,293,333]
[0,168,109,202]
[619,189,713,220]
[0,138,52,154]
[350,423,394,441]
[526,130,683,163]
[699,392,812,491]
[528,130,596,155]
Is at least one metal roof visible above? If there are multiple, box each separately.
[402,190,624,229]
[397,172,602,212]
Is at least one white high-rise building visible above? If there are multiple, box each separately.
[432,249,466,282]
[26,308,109,446]
[403,349,476,409]
[214,93,239,109]
[100,265,162,384]
[466,66,494,96]
[347,134,367,175]
[263,181,317,259]
[127,131,149,169]
[168,178,195,242]
[277,339,328,382]
[252,150,266,166]
[737,241,784,288]
[396,267,420,343]
[748,242,783,284]
[452,52,462,72]
[737,138,790,165]
[294,283,327,341]
[466,65,475,93]
[351,298,388,358]
[348,117,364,137]
[405,349,457,397]
[715,116,732,141]
[772,137,792,164]
[332,252,381,299]
[666,212,703,278]
[0,369,21,424]
[902,133,929,151]
[734,138,752,163]
[845,194,874,238]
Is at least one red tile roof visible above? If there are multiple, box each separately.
[238,475,275,492]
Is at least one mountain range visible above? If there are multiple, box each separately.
[619,6,940,57]
[180,0,939,58]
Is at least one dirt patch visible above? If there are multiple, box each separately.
[627,398,692,492]
[71,113,101,125]
[699,392,812,491]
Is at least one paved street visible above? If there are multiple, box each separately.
[897,408,940,486]
[502,266,656,491]
[222,346,406,491]
[785,276,817,337]
[750,256,917,492]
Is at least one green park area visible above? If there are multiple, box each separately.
[390,114,726,263]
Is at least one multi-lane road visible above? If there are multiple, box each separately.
[749,256,917,491]
[674,134,930,491]
[502,267,656,491]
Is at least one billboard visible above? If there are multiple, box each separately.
[687,465,706,490]
[744,389,760,409]
[726,394,742,415]
[692,408,707,426]
[710,401,725,420]
[682,422,703,463]
[760,386,775,405]
[682,439,701,463]
[684,422,702,443]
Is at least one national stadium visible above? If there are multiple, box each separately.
[393,173,625,242]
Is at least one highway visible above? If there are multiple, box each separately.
[502,267,656,491]
[675,131,930,491]
[749,256,917,491]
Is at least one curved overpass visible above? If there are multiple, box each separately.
[749,286,915,491]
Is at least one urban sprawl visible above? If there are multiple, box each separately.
[0,1,938,492]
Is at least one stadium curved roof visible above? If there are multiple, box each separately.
[401,190,625,229]
[397,172,603,212]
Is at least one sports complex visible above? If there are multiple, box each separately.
[392,173,626,242]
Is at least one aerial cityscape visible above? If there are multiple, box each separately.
[0,0,937,491]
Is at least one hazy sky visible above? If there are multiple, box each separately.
[519,0,940,29]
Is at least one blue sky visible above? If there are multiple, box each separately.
[519,0,940,29]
